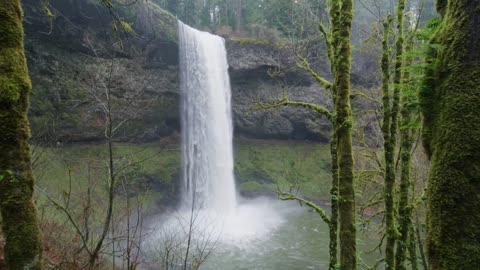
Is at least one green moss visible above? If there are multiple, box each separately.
[422,1,480,268]
[0,45,30,104]
[0,1,43,269]
[332,0,356,268]
[0,1,30,103]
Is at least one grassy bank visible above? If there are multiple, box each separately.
[234,140,331,198]
[33,140,332,208]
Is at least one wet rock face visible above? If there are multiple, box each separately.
[225,40,333,142]
[26,41,181,143]
[23,0,363,144]
[230,78,332,142]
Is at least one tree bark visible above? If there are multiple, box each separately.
[0,0,43,269]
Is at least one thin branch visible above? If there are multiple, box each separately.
[253,95,334,123]
[295,52,333,92]
[277,192,331,225]
[35,186,92,256]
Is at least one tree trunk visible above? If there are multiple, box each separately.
[394,38,414,270]
[380,16,395,270]
[329,135,339,270]
[0,1,43,269]
[407,223,418,270]
[334,0,356,269]
[421,0,480,269]
[385,1,406,268]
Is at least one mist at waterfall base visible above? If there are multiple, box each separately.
[144,22,334,269]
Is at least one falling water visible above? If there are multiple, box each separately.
[178,20,237,213]
[145,23,287,264]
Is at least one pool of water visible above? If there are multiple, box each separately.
[145,198,377,270]
[202,200,331,270]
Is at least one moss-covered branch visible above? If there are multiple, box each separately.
[395,35,415,270]
[319,23,334,66]
[295,53,333,92]
[382,14,396,270]
[278,192,331,225]
[253,96,334,123]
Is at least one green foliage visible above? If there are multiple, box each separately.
[234,142,331,198]
[415,17,442,41]
[29,78,85,136]
[239,181,265,193]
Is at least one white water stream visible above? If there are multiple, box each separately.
[176,20,286,243]
[179,21,237,213]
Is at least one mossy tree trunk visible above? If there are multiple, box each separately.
[384,1,406,269]
[380,15,394,269]
[421,0,480,269]
[334,0,356,269]
[0,0,43,269]
[327,1,341,268]
[394,38,414,270]
[329,134,339,270]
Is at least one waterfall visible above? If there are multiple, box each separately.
[178,21,237,213]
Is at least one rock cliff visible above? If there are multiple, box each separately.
[24,0,377,144]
